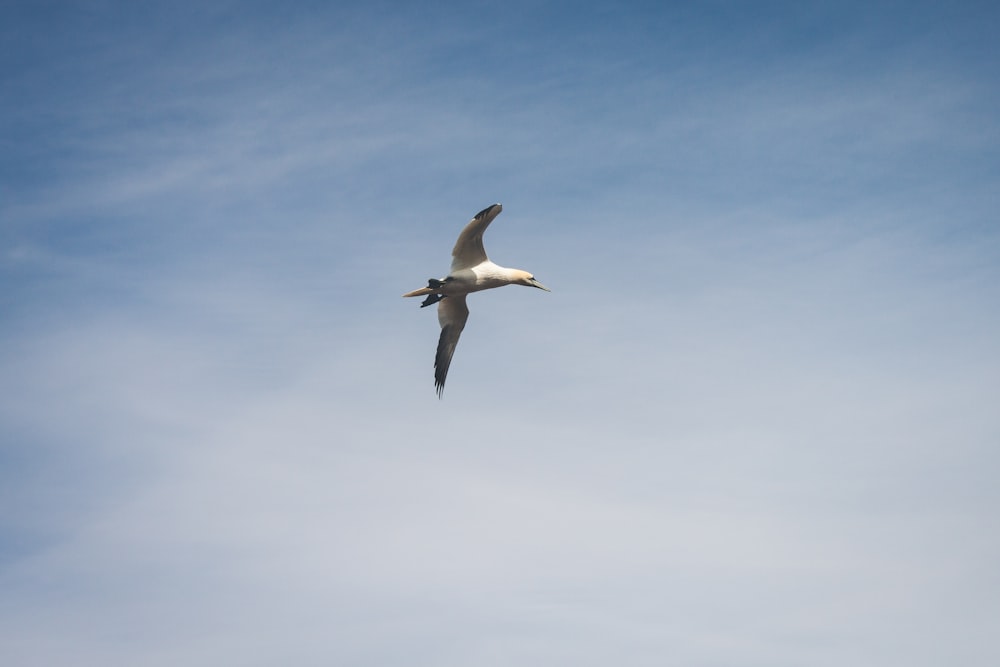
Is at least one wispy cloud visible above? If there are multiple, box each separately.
[2,1,999,665]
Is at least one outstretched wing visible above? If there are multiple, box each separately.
[451,203,502,271]
[434,295,470,397]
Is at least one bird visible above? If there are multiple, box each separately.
[403,203,550,397]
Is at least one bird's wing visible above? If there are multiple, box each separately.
[434,295,470,397]
[451,203,502,271]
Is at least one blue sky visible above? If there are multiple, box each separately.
[2,1,999,664]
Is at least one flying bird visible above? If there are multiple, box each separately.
[403,203,550,397]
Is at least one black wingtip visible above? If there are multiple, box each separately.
[473,203,502,220]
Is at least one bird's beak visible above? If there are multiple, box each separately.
[528,278,551,292]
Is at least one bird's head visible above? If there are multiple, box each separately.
[514,270,551,292]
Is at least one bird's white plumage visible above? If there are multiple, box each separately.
[404,203,549,397]
[450,203,503,271]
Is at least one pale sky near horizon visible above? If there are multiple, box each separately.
[2,1,999,665]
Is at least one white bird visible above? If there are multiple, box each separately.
[403,203,550,397]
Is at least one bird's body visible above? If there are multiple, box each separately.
[403,204,549,397]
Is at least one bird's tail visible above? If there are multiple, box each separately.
[402,287,435,298]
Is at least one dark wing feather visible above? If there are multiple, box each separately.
[434,295,470,397]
